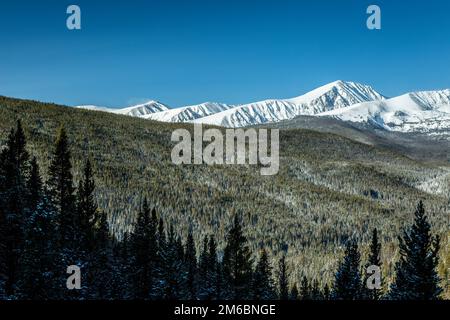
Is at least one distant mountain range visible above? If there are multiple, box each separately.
[76,80,450,136]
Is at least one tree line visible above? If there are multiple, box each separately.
[0,121,444,300]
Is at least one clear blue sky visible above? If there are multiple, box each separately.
[1,0,449,108]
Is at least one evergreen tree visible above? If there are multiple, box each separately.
[333,240,362,300]
[27,157,42,211]
[197,236,210,299]
[207,236,221,300]
[363,228,383,300]
[48,126,76,244]
[18,194,59,299]
[289,283,299,300]
[184,230,198,299]
[0,120,30,297]
[77,159,97,251]
[251,249,276,300]
[89,210,114,299]
[300,276,310,300]
[153,225,187,299]
[129,199,158,299]
[47,126,79,298]
[198,235,221,300]
[323,284,330,300]
[389,201,442,300]
[222,214,253,299]
[277,255,289,300]
[310,279,323,300]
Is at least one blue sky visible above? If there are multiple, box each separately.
[0,0,449,108]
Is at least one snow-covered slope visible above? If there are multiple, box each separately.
[76,100,169,117]
[144,102,235,122]
[193,80,385,127]
[318,90,450,135]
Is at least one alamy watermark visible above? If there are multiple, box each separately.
[171,124,279,176]
[367,5,381,30]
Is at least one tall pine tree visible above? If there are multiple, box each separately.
[277,255,289,300]
[251,249,276,300]
[222,214,253,299]
[333,240,362,300]
[389,201,442,300]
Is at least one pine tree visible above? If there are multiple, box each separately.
[222,214,253,299]
[153,225,187,299]
[207,236,221,300]
[77,159,97,251]
[300,276,310,300]
[333,240,362,300]
[252,249,276,300]
[289,283,299,300]
[18,194,59,299]
[197,236,210,299]
[323,284,330,300]
[0,120,30,297]
[310,279,323,300]
[27,157,42,211]
[389,201,442,300]
[184,230,198,299]
[47,126,79,298]
[89,210,114,299]
[129,198,158,299]
[363,228,383,300]
[277,255,289,300]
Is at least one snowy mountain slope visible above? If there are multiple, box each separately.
[144,102,235,122]
[193,80,385,127]
[317,90,450,135]
[76,100,169,117]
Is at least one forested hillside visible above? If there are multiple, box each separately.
[0,95,448,297]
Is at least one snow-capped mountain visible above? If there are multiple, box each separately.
[75,81,450,136]
[192,80,385,127]
[76,100,169,117]
[144,102,235,122]
[318,90,450,135]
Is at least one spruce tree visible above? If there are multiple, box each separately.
[27,157,42,211]
[289,283,299,300]
[300,276,310,300]
[47,126,79,298]
[363,228,383,300]
[252,249,276,300]
[277,255,289,300]
[153,225,187,299]
[18,194,59,299]
[389,201,442,300]
[0,120,30,297]
[184,230,198,299]
[77,159,97,251]
[222,214,253,299]
[89,210,114,299]
[197,236,210,299]
[333,240,362,300]
[129,198,158,299]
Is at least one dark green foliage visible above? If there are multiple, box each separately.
[0,117,446,300]
[252,249,276,300]
[289,284,299,300]
[389,201,443,300]
[18,195,59,299]
[300,276,310,300]
[333,240,362,300]
[222,215,254,299]
[184,230,198,299]
[129,198,158,299]
[363,228,383,300]
[0,120,30,296]
[277,255,289,300]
